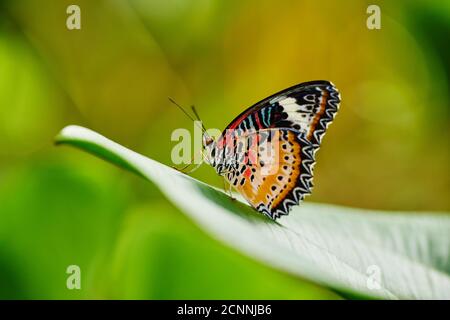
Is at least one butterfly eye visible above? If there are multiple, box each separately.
[205,137,213,146]
[203,135,214,147]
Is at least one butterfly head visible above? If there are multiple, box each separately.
[202,133,217,165]
[202,133,214,148]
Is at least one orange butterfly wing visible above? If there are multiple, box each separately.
[223,129,314,219]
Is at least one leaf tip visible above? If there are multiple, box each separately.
[54,125,92,146]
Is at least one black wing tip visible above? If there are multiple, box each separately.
[291,80,338,89]
[298,80,333,86]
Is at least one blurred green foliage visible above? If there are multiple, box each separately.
[0,0,448,299]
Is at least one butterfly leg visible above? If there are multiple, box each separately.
[171,149,204,174]
[171,162,192,172]
[172,161,203,174]
[221,176,236,201]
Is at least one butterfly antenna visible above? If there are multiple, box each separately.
[191,105,214,142]
[191,105,208,133]
[190,105,201,120]
[168,97,197,123]
[168,97,208,137]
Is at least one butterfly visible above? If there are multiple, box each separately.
[197,80,341,219]
[174,80,340,219]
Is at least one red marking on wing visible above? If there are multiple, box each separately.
[253,112,263,129]
[244,167,252,178]
[227,110,254,130]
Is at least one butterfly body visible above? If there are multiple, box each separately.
[203,80,340,219]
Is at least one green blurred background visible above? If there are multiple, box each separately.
[0,0,448,299]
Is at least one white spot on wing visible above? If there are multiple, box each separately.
[278,97,313,133]
[270,95,287,104]
[278,97,296,106]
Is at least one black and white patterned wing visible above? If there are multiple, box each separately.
[225,80,341,147]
